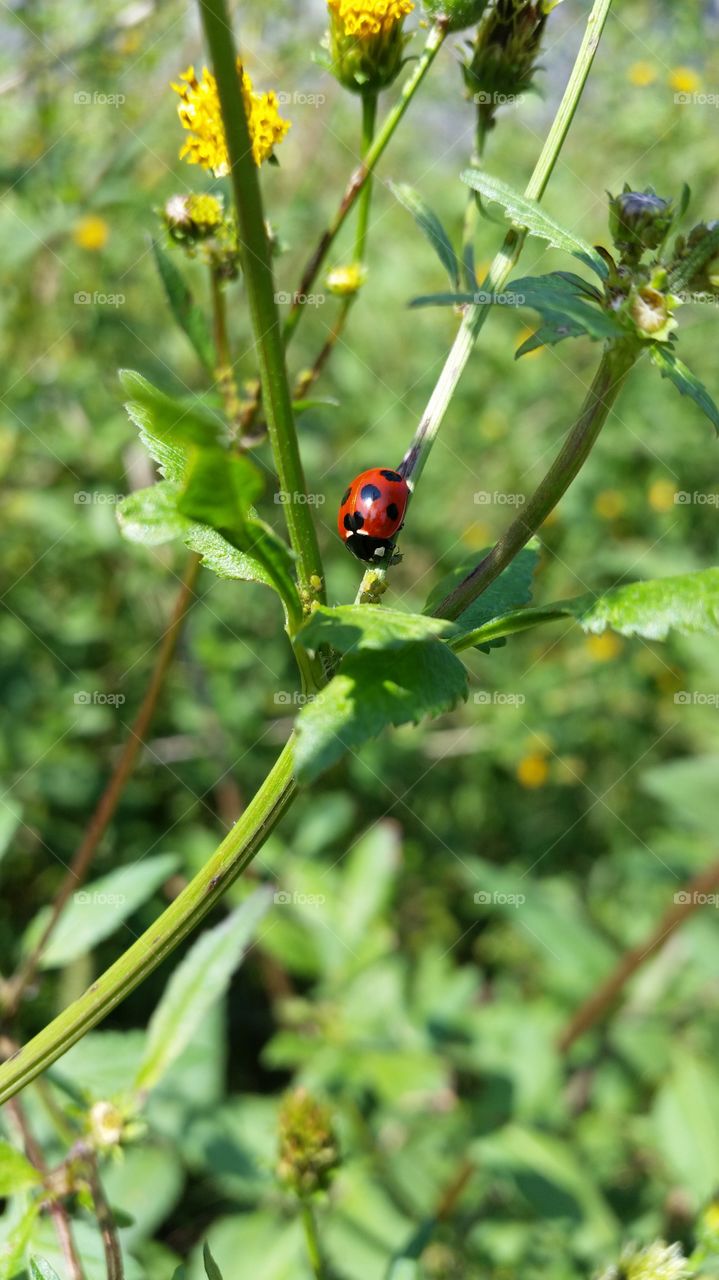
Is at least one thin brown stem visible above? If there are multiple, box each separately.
[558,857,719,1054]
[84,1148,124,1280]
[3,555,200,1015]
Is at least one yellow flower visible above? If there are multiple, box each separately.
[516,752,550,789]
[73,215,109,251]
[669,66,701,95]
[172,62,290,174]
[326,263,367,296]
[594,489,626,520]
[586,632,622,662]
[328,0,413,38]
[648,478,676,512]
[628,60,657,88]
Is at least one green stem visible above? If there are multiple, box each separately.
[355,0,614,603]
[354,91,378,265]
[198,0,324,607]
[301,1201,325,1280]
[284,20,448,346]
[0,737,297,1104]
[435,341,639,621]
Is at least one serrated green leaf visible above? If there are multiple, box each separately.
[117,481,186,545]
[24,854,179,969]
[294,640,468,782]
[389,181,460,289]
[135,890,270,1091]
[177,450,264,530]
[298,604,455,656]
[650,345,719,434]
[152,241,215,373]
[426,543,540,648]
[29,1259,62,1280]
[411,277,622,344]
[461,170,606,276]
[120,369,227,479]
[203,1242,224,1280]
[0,1142,42,1194]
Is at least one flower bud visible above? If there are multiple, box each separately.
[277,1087,340,1197]
[462,0,555,136]
[608,186,674,261]
[89,1100,125,1150]
[672,220,719,295]
[326,0,414,94]
[163,192,224,244]
[600,1240,692,1280]
[422,0,489,33]
[326,263,367,296]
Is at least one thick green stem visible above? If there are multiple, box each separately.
[0,738,297,1104]
[355,0,614,603]
[198,0,324,605]
[284,20,448,346]
[301,1202,325,1280]
[354,91,378,265]
[435,341,639,621]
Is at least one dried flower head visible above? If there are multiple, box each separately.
[277,1087,340,1197]
[172,62,290,174]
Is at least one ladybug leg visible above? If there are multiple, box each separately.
[389,549,403,567]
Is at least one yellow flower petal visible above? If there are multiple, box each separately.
[627,60,657,88]
[172,60,290,174]
[328,0,413,38]
[516,753,550,789]
[73,215,109,251]
[669,66,701,94]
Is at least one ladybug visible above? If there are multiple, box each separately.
[337,467,410,565]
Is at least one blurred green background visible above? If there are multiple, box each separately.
[1,0,719,1276]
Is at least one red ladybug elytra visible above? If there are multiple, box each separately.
[337,467,410,565]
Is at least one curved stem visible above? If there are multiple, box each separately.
[3,555,201,1016]
[198,0,325,604]
[355,0,614,603]
[284,21,448,347]
[301,1202,325,1280]
[434,341,638,621]
[0,736,297,1104]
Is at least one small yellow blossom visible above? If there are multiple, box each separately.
[648,478,676,512]
[669,66,701,95]
[628,61,657,88]
[328,0,413,39]
[516,752,550,789]
[586,632,622,662]
[73,215,109,251]
[594,489,626,520]
[172,62,290,174]
[326,263,367,296]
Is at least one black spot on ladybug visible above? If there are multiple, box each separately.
[386,502,399,522]
[380,469,402,482]
[353,512,365,529]
[341,487,351,505]
[343,513,353,531]
[360,483,382,502]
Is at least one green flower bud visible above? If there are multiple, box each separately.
[462,0,554,135]
[608,186,674,261]
[326,0,414,94]
[163,193,224,244]
[672,220,719,295]
[422,0,490,33]
[277,1087,340,1197]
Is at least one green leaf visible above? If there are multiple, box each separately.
[426,543,540,649]
[177,450,264,529]
[203,1242,224,1280]
[135,889,271,1091]
[0,1200,40,1280]
[653,1048,719,1202]
[389,181,460,289]
[117,481,187,546]
[0,1142,42,1195]
[298,604,455,656]
[411,276,622,344]
[461,170,606,276]
[294,640,468,782]
[152,241,215,373]
[650,345,719,434]
[24,853,179,970]
[30,1259,63,1280]
[120,369,227,478]
[515,318,586,359]
[669,222,719,292]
